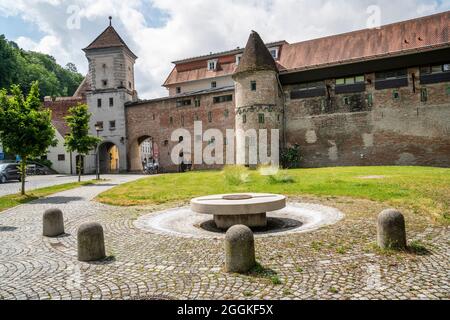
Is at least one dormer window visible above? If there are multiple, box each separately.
[269,47,279,60]
[236,54,243,65]
[208,59,218,71]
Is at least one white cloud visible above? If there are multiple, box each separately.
[1,0,449,98]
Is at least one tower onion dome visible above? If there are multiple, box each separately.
[233,30,278,78]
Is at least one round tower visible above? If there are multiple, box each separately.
[233,31,283,167]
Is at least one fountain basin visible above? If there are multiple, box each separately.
[190,193,286,229]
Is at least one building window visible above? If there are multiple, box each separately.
[194,98,201,107]
[343,97,350,105]
[213,94,233,104]
[109,120,116,130]
[211,81,217,88]
[243,114,247,124]
[367,93,373,107]
[375,69,408,90]
[224,109,229,118]
[97,99,102,108]
[128,81,132,89]
[169,117,173,125]
[258,114,265,124]
[236,54,243,65]
[95,121,104,130]
[207,59,218,71]
[109,97,114,107]
[251,81,257,91]
[164,140,169,146]
[393,90,400,100]
[420,88,428,102]
[152,114,156,120]
[420,63,450,85]
[208,111,212,123]
[291,81,327,99]
[269,47,279,59]
[176,87,181,94]
[102,79,108,86]
[176,99,192,107]
[57,154,65,161]
[336,75,364,85]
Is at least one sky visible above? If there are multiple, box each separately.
[0,0,449,99]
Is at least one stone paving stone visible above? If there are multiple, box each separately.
[0,181,449,300]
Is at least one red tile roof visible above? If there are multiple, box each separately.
[164,11,449,86]
[83,25,137,58]
[278,11,449,73]
[44,97,86,137]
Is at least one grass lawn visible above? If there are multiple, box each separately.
[96,166,450,223]
[0,180,97,213]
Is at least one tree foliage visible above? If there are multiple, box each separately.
[0,34,84,98]
[64,104,100,182]
[0,81,57,194]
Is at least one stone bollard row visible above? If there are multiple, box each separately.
[225,225,256,273]
[377,209,407,250]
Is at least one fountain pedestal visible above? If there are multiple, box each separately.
[191,194,286,230]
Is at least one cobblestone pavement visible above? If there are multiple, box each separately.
[0,179,448,300]
[0,174,132,197]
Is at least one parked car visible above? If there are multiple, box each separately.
[0,163,21,183]
[26,162,55,176]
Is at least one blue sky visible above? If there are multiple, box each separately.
[0,0,448,98]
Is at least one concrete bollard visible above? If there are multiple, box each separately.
[77,222,106,262]
[377,209,407,250]
[225,225,256,273]
[43,208,65,237]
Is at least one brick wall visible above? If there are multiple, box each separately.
[126,90,235,172]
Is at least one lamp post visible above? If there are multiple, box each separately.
[95,123,103,180]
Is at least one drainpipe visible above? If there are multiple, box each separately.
[276,74,287,151]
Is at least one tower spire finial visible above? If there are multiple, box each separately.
[109,16,112,26]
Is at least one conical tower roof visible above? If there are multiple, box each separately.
[83,18,137,59]
[234,31,278,77]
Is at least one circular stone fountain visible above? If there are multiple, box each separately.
[134,202,344,239]
[191,193,286,229]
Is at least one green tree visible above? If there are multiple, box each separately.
[64,104,100,182]
[0,81,57,195]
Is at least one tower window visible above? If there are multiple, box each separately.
[243,114,247,124]
[128,81,132,89]
[152,114,156,120]
[102,80,108,86]
[176,87,181,94]
[97,99,102,108]
[258,114,265,124]
[109,121,116,130]
[251,81,257,91]
[109,97,114,107]
[95,121,104,130]
[211,81,217,88]
[393,90,400,100]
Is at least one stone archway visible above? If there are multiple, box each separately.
[128,136,159,172]
[99,142,120,174]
